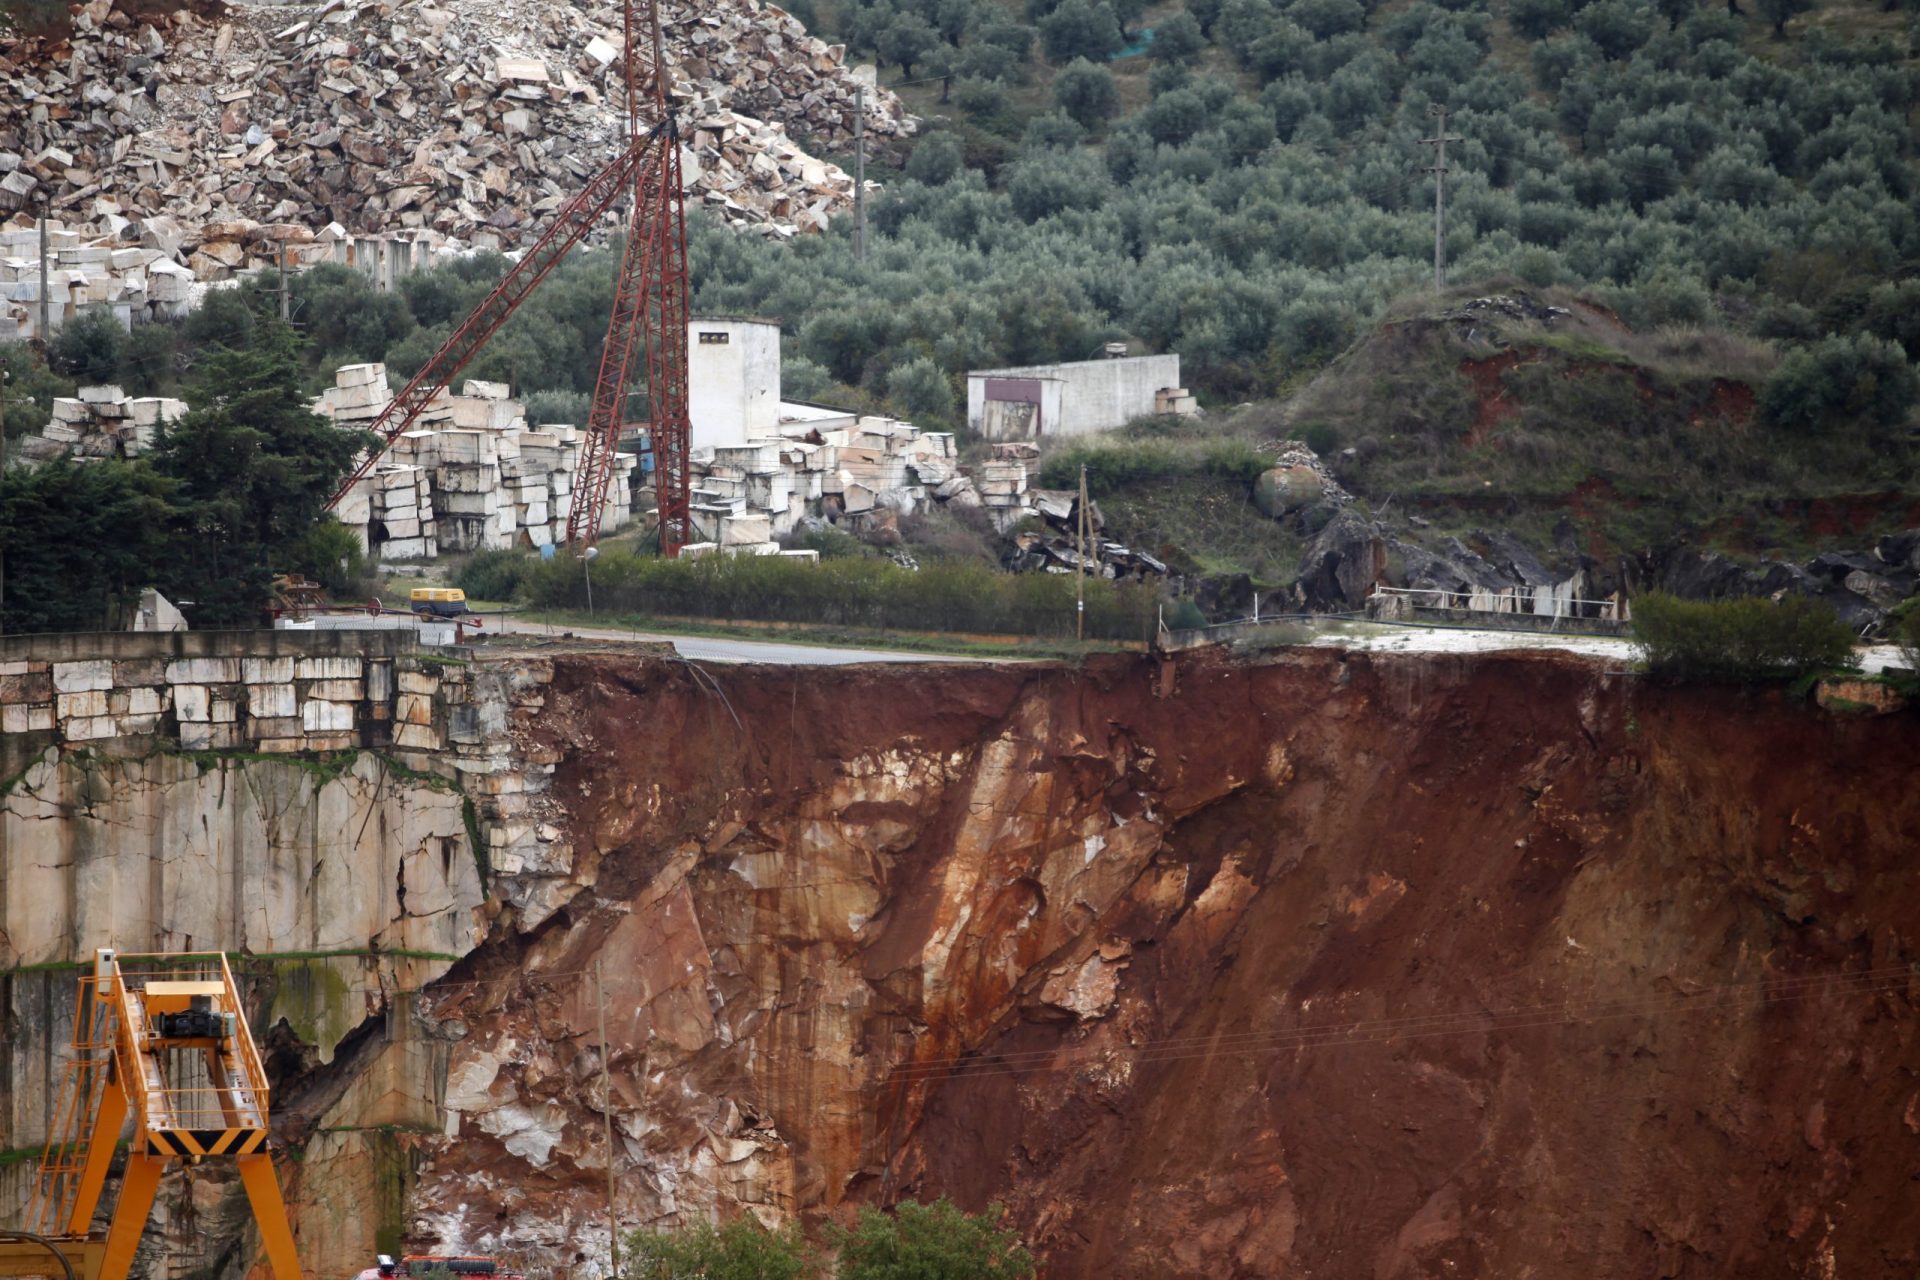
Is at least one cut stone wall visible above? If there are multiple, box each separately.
[0,629,565,1280]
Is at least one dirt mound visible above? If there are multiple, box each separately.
[406,648,1920,1278]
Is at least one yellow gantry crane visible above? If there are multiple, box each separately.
[3,950,302,1280]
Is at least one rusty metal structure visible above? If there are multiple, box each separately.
[3,951,300,1280]
[568,0,693,553]
[326,0,694,555]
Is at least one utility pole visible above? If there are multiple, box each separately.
[1419,106,1461,293]
[37,201,50,343]
[1075,464,1088,641]
[278,246,291,323]
[853,83,867,263]
[594,960,621,1280]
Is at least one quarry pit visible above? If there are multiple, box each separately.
[3,641,1917,1279]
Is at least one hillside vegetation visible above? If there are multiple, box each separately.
[21,0,1908,429]
[4,0,1919,633]
[716,0,1920,412]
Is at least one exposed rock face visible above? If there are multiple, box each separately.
[0,750,479,1280]
[0,749,479,973]
[405,651,1920,1279]
[1295,507,1388,607]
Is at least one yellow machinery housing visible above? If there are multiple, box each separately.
[1,950,302,1280]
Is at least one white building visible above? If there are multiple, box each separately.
[688,316,783,452]
[966,352,1194,441]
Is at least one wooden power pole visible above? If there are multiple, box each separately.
[37,203,50,342]
[1419,107,1461,293]
[854,83,867,263]
[1075,464,1089,641]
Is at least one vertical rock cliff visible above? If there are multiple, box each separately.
[401,650,1920,1279]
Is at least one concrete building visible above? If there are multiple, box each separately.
[966,352,1194,441]
[689,316,782,452]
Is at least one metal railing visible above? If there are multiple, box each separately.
[1368,584,1629,621]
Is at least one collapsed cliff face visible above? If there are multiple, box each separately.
[407,650,1920,1279]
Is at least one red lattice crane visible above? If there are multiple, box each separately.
[324,0,693,556]
[568,0,693,553]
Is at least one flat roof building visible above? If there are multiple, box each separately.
[966,352,1193,441]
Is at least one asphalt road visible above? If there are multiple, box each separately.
[487,614,1003,665]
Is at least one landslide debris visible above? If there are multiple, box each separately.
[402,650,1920,1279]
[0,0,911,248]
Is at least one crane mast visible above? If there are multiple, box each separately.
[325,0,694,556]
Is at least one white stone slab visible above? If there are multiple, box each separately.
[302,699,355,732]
[52,659,113,692]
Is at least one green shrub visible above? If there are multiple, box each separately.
[1892,599,1920,676]
[289,519,367,595]
[1040,0,1122,63]
[49,307,124,384]
[1037,437,1269,493]
[885,355,958,425]
[1167,598,1208,629]
[1053,57,1120,128]
[833,1199,1035,1280]
[626,1216,818,1280]
[456,548,531,602]
[0,341,74,438]
[1759,335,1918,433]
[521,549,1157,641]
[906,131,966,184]
[120,323,181,393]
[523,388,588,427]
[1630,592,1858,681]
[1152,11,1206,61]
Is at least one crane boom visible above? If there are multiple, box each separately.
[324,136,660,510]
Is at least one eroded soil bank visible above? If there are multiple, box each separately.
[410,648,1920,1278]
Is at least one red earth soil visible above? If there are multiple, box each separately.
[1458,350,1525,446]
[418,649,1920,1279]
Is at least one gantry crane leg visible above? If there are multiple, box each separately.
[236,1154,301,1280]
[61,1079,127,1238]
[17,951,306,1280]
[94,1156,163,1280]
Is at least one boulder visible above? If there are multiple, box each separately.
[1875,530,1920,574]
[1253,465,1324,518]
[1295,509,1386,609]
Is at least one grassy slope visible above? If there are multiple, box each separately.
[1031,282,1917,587]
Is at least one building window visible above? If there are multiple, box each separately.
[698,331,730,344]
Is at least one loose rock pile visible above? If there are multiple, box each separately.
[1002,492,1169,581]
[0,0,910,254]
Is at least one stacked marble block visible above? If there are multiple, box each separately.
[318,366,635,558]
[0,652,394,751]
[10,385,187,463]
